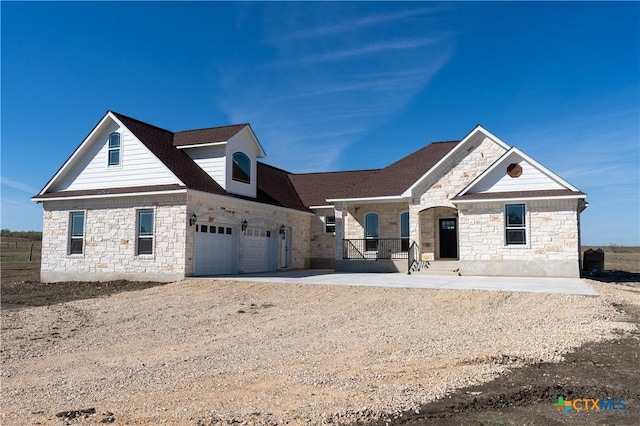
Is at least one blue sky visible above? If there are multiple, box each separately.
[2,1,638,246]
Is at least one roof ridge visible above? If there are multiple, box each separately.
[257,161,294,174]
[175,123,248,134]
[291,168,380,177]
[109,110,174,135]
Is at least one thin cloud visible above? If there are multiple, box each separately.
[268,6,445,42]
[272,38,440,66]
[1,197,40,210]
[1,176,39,195]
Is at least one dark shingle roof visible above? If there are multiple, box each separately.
[452,189,585,201]
[289,169,379,207]
[286,142,459,206]
[173,124,247,147]
[34,111,467,211]
[110,112,308,212]
[33,185,186,199]
[111,112,228,196]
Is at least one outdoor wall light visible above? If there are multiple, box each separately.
[279,225,286,235]
[189,213,197,227]
[241,220,248,231]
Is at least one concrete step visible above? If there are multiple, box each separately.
[410,261,460,276]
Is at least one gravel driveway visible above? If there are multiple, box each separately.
[1,279,637,425]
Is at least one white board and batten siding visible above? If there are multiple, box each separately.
[51,121,180,192]
[470,152,564,194]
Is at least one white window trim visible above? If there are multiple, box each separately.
[231,151,251,184]
[504,203,528,247]
[107,132,123,168]
[68,210,86,256]
[136,208,155,257]
[325,215,336,234]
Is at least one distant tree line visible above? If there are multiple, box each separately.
[1,229,43,241]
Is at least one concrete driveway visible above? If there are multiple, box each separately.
[198,270,598,296]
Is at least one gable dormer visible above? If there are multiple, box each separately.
[175,124,266,198]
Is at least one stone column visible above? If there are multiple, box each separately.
[333,202,344,261]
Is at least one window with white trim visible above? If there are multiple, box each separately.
[505,203,526,245]
[400,211,409,251]
[108,132,121,166]
[365,212,379,251]
[69,211,84,254]
[325,215,336,233]
[137,209,154,255]
[232,152,251,183]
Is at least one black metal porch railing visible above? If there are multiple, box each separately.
[342,238,411,260]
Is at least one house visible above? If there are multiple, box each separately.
[32,111,587,282]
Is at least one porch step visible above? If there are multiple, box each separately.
[410,260,460,276]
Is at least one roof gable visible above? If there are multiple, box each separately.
[400,125,510,198]
[456,146,582,198]
[174,123,267,158]
[37,112,184,196]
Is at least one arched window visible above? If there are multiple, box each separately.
[108,132,121,166]
[232,152,251,183]
[365,213,378,251]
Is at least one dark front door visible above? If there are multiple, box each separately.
[439,218,458,259]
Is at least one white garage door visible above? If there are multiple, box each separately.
[194,224,236,275]
[241,228,276,273]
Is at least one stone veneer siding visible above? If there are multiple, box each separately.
[343,202,409,240]
[457,199,581,277]
[40,194,187,283]
[409,135,507,260]
[309,208,335,268]
[186,193,312,274]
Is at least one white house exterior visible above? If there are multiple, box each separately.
[33,111,587,281]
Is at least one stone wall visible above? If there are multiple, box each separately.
[409,136,507,260]
[457,199,581,277]
[41,194,187,282]
[309,208,335,268]
[343,202,409,240]
[186,193,312,274]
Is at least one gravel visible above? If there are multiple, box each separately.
[1,279,637,425]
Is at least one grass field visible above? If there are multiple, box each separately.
[1,238,42,285]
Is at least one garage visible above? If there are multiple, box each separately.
[194,224,237,275]
[241,228,277,273]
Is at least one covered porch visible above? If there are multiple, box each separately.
[334,200,459,273]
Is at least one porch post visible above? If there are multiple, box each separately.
[409,204,420,255]
[333,202,344,261]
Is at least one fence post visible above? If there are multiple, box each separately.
[29,243,34,262]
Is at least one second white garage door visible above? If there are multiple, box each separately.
[241,228,276,273]
[194,224,237,275]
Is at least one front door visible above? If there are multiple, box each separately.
[439,218,458,259]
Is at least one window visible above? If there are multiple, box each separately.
[400,212,409,251]
[232,152,250,183]
[505,204,526,245]
[325,216,336,233]
[108,132,121,166]
[365,213,378,251]
[69,212,84,254]
[137,209,154,255]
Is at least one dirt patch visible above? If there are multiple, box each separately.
[2,279,638,425]
[365,301,640,425]
[1,279,167,309]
